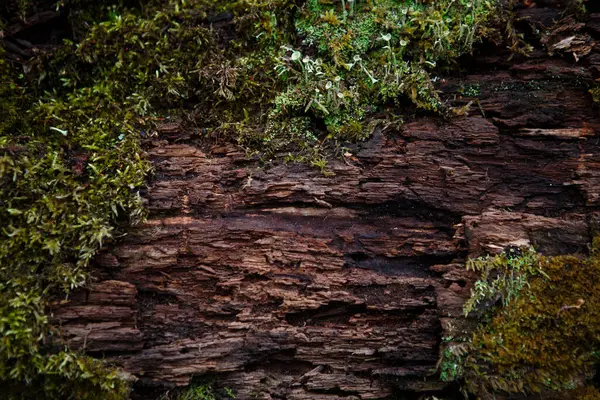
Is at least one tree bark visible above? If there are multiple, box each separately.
[53,9,600,400]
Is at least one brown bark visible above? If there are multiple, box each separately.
[53,10,600,400]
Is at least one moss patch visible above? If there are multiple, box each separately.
[591,85,600,102]
[441,239,600,398]
[239,0,496,159]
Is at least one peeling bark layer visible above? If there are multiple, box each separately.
[53,10,600,400]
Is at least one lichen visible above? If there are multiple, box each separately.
[441,238,600,398]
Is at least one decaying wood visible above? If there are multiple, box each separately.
[52,9,600,400]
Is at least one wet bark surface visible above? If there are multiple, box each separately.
[53,8,600,400]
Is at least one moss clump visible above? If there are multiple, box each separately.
[158,380,235,400]
[591,85,600,102]
[441,239,600,398]
[250,0,496,157]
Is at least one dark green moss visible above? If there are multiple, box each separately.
[441,238,600,398]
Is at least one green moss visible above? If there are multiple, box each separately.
[591,85,600,103]
[441,239,600,398]
[170,0,504,163]
[258,0,496,158]
[461,83,481,97]
[159,380,235,400]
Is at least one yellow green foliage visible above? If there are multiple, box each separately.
[441,239,600,398]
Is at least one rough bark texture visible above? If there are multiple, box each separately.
[53,8,600,400]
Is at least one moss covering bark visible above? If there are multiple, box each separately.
[441,239,600,399]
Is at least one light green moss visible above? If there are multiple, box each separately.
[256,0,496,155]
